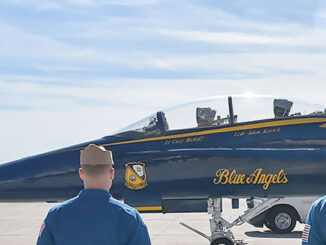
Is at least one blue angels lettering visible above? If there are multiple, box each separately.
[213,168,288,190]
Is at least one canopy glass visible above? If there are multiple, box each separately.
[115,94,325,135]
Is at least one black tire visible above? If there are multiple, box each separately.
[266,206,297,233]
[211,237,234,245]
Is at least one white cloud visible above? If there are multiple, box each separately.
[67,0,94,6]
[0,23,151,69]
[158,29,293,44]
[0,0,159,10]
[36,2,63,10]
[150,52,326,80]
[156,28,326,48]
[97,0,160,6]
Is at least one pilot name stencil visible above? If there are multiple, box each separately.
[213,168,288,190]
[125,162,148,190]
[234,127,281,137]
[165,136,205,145]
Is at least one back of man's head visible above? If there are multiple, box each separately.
[81,144,114,174]
[79,144,115,189]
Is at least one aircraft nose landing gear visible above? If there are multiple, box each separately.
[207,198,241,245]
[181,198,243,245]
[180,197,279,245]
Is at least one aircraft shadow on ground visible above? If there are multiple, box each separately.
[245,230,302,239]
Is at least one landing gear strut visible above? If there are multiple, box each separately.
[180,197,279,245]
[207,198,237,245]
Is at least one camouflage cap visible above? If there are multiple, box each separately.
[80,144,114,166]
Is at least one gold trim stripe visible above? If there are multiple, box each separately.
[135,206,163,211]
[63,118,326,152]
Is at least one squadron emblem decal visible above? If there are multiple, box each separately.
[125,162,148,190]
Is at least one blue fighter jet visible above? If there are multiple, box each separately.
[1,95,326,245]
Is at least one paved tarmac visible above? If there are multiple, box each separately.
[0,199,303,245]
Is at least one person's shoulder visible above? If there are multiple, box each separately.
[109,197,140,219]
[311,195,326,214]
[43,196,78,227]
[47,196,78,216]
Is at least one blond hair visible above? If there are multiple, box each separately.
[81,165,113,177]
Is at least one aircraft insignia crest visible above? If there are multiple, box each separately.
[125,162,148,190]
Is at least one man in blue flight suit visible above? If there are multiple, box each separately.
[37,144,151,245]
[302,196,326,244]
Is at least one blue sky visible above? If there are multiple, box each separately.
[1,0,326,163]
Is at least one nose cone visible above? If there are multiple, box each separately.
[0,150,83,202]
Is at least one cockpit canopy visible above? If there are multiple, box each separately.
[115,95,325,137]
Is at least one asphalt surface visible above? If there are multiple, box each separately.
[0,199,304,245]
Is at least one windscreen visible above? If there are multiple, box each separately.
[115,94,325,135]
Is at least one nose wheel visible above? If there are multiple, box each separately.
[211,237,234,245]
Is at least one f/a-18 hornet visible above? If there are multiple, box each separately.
[1,95,326,245]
